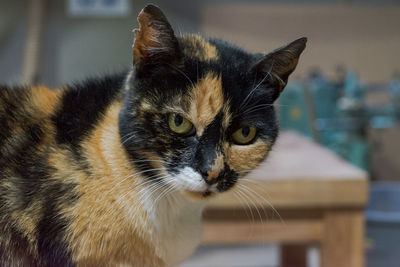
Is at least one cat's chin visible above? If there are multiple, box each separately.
[183,189,216,201]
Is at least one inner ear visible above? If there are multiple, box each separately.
[251,37,307,97]
[133,4,182,70]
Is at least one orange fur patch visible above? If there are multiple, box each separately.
[188,72,224,136]
[221,104,232,129]
[30,86,61,116]
[181,34,219,61]
[226,141,270,171]
[207,153,224,181]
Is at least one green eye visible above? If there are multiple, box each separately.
[232,126,257,145]
[168,114,194,135]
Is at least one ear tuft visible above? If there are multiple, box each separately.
[252,37,307,94]
[133,4,181,68]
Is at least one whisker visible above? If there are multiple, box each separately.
[239,183,284,224]
[139,181,166,207]
[237,184,264,224]
[154,183,177,207]
[137,176,168,198]
[239,64,274,111]
[130,159,167,164]
[141,176,178,209]
[105,168,168,198]
[121,133,137,145]
[237,184,267,245]
[232,190,255,241]
[234,189,255,224]
[135,174,168,190]
[241,103,275,114]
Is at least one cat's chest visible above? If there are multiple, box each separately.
[143,192,205,266]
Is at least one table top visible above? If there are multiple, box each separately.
[251,131,367,181]
[208,131,369,209]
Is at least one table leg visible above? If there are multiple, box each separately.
[321,210,365,267]
[281,244,307,267]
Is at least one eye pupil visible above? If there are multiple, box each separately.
[242,126,250,137]
[174,115,183,126]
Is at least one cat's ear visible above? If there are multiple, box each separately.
[133,4,182,71]
[251,37,307,98]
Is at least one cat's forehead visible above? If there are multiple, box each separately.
[186,72,230,136]
[136,34,265,134]
[179,35,256,96]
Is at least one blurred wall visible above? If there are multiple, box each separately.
[0,0,27,85]
[201,3,400,83]
[0,0,201,87]
[1,1,400,86]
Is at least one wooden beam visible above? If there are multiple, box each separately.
[281,244,308,267]
[321,210,365,267]
[208,179,368,209]
[202,220,323,244]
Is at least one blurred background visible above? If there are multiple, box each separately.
[1,0,400,266]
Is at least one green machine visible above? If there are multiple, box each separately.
[278,81,314,138]
[279,71,400,172]
[279,70,370,171]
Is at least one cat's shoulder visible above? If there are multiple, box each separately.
[0,72,127,113]
[0,71,127,100]
[0,84,60,120]
[47,72,127,147]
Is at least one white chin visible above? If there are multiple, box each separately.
[168,166,208,193]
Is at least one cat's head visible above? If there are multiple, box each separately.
[119,5,306,200]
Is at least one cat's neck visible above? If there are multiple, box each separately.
[144,190,206,265]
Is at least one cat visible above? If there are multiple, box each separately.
[0,4,306,267]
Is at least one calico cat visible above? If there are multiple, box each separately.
[0,4,306,267]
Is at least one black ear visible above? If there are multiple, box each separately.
[133,5,182,70]
[252,37,307,96]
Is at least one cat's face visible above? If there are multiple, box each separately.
[119,5,306,200]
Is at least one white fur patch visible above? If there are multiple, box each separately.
[123,70,134,91]
[168,166,208,192]
[139,168,207,265]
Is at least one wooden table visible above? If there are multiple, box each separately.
[203,131,369,267]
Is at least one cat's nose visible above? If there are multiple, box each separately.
[200,169,223,185]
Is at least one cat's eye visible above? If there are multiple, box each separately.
[232,126,257,145]
[168,114,194,135]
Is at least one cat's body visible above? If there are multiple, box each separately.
[0,5,306,267]
[0,74,206,266]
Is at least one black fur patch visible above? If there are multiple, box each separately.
[194,111,224,175]
[37,180,78,267]
[52,73,126,150]
[0,226,41,266]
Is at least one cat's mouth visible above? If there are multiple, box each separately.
[166,166,238,200]
[183,182,225,200]
[184,189,215,200]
